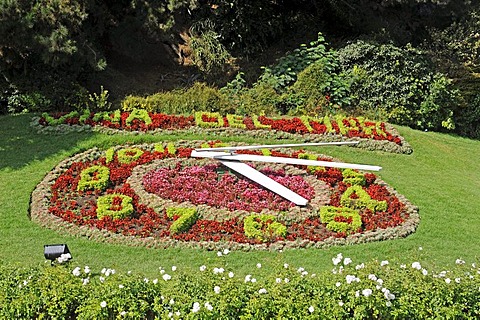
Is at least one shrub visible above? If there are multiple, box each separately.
[116,148,144,164]
[244,214,287,242]
[337,40,460,131]
[319,206,362,234]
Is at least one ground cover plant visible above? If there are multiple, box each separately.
[29,140,418,251]
[1,114,480,318]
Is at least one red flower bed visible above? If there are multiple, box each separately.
[30,141,418,249]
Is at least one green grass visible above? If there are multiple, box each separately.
[1,114,479,277]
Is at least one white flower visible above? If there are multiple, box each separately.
[380,260,389,267]
[336,282,341,287]
[171,266,177,272]
[100,301,107,308]
[412,262,422,270]
[168,312,173,318]
[119,284,124,289]
[284,263,289,269]
[362,288,373,297]
[343,257,352,265]
[383,289,395,300]
[301,271,308,277]
[169,299,175,305]
[308,306,315,313]
[422,268,428,276]
[153,279,158,285]
[200,265,207,272]
[338,301,344,307]
[84,266,90,274]
[205,302,213,311]
[256,263,262,268]
[400,264,406,269]
[72,267,81,277]
[297,267,305,273]
[332,253,343,266]
[346,275,359,284]
[355,290,360,298]
[455,259,465,265]
[162,274,171,281]
[368,274,377,281]
[120,311,127,316]
[82,278,89,285]
[377,278,384,285]
[455,278,461,283]
[217,251,223,257]
[160,269,165,274]
[418,246,423,251]
[445,278,451,284]
[192,302,200,313]
[223,248,230,255]
[143,278,149,283]
[386,301,392,307]
[284,278,290,283]
[251,278,257,283]
[258,288,267,294]
[214,286,220,294]
[276,278,282,284]
[213,267,224,274]
[175,311,180,316]
[99,276,105,283]
[355,263,365,270]
[245,275,252,283]
[127,271,132,275]
[228,271,234,278]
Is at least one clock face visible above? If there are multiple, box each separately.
[30,141,418,250]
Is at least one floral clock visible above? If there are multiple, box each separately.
[30,141,419,251]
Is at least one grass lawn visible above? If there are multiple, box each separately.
[1,113,479,277]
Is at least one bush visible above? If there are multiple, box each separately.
[337,41,460,131]
[122,82,228,114]
[1,257,479,319]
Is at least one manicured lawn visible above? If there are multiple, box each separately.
[1,114,479,277]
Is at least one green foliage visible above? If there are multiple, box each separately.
[116,147,144,164]
[96,194,134,220]
[2,257,479,319]
[122,82,228,114]
[88,86,112,111]
[125,109,152,126]
[319,206,362,234]
[77,165,110,192]
[342,169,366,186]
[338,41,460,130]
[166,207,199,234]
[244,214,287,242]
[194,111,225,128]
[189,19,231,74]
[340,185,388,212]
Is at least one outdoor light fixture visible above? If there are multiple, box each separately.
[44,244,72,263]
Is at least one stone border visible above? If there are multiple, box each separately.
[29,141,420,251]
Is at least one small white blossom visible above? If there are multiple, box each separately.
[380,260,389,267]
[192,302,200,313]
[256,263,262,269]
[355,263,365,270]
[245,275,252,283]
[336,282,341,287]
[200,265,206,272]
[332,253,343,266]
[418,246,423,251]
[258,288,267,294]
[251,278,257,283]
[120,311,127,316]
[455,259,465,265]
[400,264,406,269]
[143,278,149,283]
[217,251,223,257]
[72,267,81,277]
[214,286,220,294]
[205,302,213,311]
[344,257,352,265]
[455,278,461,283]
[228,271,234,278]
[171,266,177,272]
[386,301,392,307]
[99,276,105,283]
[276,278,282,283]
[213,267,224,274]
[338,301,344,307]
[445,278,451,284]
[368,274,377,281]
[223,249,230,255]
[284,278,290,283]
[169,299,175,305]
[383,289,395,300]
[377,278,384,285]
[355,290,360,298]
[175,311,180,316]
[284,263,289,269]
[82,278,89,285]
[412,262,422,270]
[119,284,124,289]
[301,271,308,277]
[84,266,90,274]
[153,279,158,285]
[346,275,360,284]
[422,269,428,276]
[362,288,373,297]
[308,306,315,313]
[100,301,107,308]
[162,274,171,281]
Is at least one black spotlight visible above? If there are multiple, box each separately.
[44,244,72,263]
